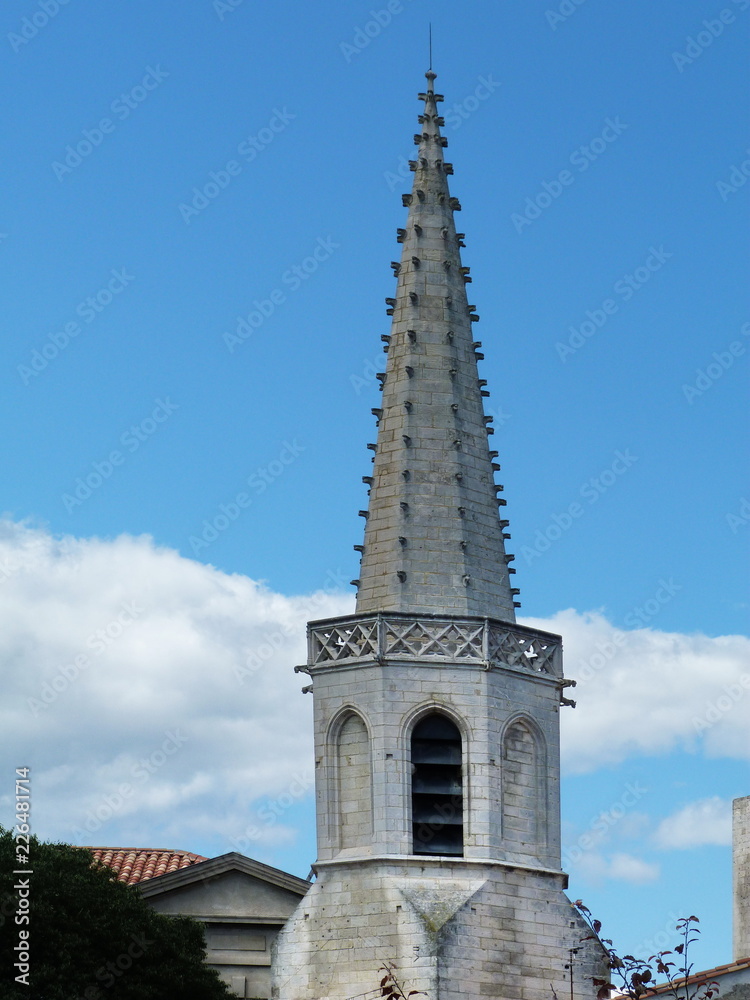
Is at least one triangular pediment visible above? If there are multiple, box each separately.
[137,852,309,922]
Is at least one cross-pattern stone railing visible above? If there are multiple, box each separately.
[307,612,562,678]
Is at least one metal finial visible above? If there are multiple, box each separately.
[425,28,436,92]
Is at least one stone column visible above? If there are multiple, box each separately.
[734,795,750,959]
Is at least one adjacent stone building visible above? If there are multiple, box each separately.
[639,958,750,1000]
[735,796,750,962]
[88,847,308,998]
[271,70,607,1000]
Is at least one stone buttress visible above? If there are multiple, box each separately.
[272,71,607,1000]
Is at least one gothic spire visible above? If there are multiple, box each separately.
[354,70,518,621]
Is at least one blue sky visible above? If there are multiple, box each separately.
[1,0,748,979]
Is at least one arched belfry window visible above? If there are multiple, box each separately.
[411,714,463,856]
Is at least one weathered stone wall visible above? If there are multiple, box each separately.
[353,71,517,623]
[273,641,606,999]
[142,864,307,999]
[272,859,607,1000]
[735,795,750,959]
[311,657,562,870]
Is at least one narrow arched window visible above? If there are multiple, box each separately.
[502,719,539,849]
[411,714,463,856]
[337,712,372,850]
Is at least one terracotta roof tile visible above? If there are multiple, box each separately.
[614,956,750,997]
[84,847,208,885]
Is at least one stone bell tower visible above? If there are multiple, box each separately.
[272,70,606,1000]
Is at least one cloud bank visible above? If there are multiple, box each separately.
[0,519,351,860]
[653,796,733,849]
[1,521,747,868]
[523,609,750,773]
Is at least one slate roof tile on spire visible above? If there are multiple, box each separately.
[354,71,517,622]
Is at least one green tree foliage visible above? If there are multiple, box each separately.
[0,828,233,1000]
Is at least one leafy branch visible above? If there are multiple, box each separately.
[574,903,719,1000]
[377,963,425,1000]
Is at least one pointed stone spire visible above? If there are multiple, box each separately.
[355,71,517,621]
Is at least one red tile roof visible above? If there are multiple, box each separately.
[85,847,208,885]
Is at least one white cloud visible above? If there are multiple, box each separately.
[522,609,750,773]
[573,850,660,885]
[0,519,352,859]
[653,796,732,849]
[1,521,747,871]
[608,852,661,883]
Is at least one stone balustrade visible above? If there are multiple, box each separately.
[306,611,562,678]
